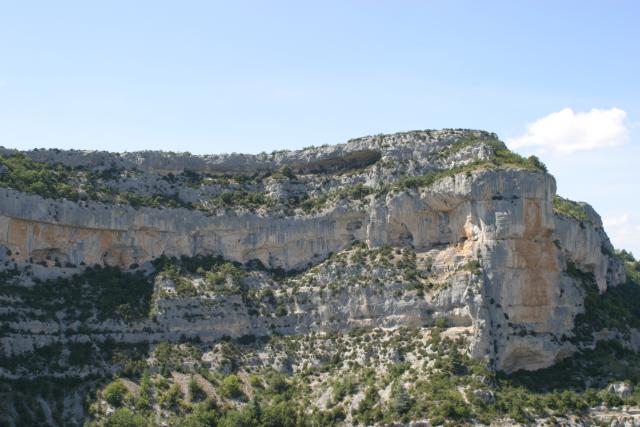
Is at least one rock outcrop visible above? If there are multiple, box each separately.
[0,129,625,375]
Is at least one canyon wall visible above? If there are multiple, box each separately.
[0,157,624,373]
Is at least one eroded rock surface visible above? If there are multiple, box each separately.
[0,129,625,375]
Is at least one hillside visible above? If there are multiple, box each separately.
[0,129,638,426]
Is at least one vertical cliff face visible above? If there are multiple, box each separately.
[363,169,623,372]
[0,129,625,377]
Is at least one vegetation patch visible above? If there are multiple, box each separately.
[70,325,640,427]
[395,139,547,192]
[0,265,154,322]
[553,196,592,224]
[0,135,547,217]
[571,255,640,342]
[0,153,81,200]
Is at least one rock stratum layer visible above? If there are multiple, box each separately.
[0,129,625,378]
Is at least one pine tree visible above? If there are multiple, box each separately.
[391,382,412,415]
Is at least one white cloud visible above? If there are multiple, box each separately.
[603,213,640,257]
[507,108,629,155]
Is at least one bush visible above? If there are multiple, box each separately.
[526,155,547,172]
[154,342,175,372]
[204,262,244,290]
[210,189,274,212]
[104,408,148,427]
[220,374,243,399]
[103,380,129,407]
[260,401,299,427]
[354,386,379,420]
[0,154,79,200]
[617,249,636,263]
[271,165,296,180]
[5,265,155,322]
[552,196,591,223]
[248,374,262,389]
[266,372,289,395]
[189,376,206,402]
[136,371,152,410]
[218,407,256,427]
[435,318,448,328]
[159,384,182,409]
[602,391,624,407]
[332,376,357,404]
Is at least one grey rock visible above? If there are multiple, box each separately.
[0,129,626,375]
[608,382,634,398]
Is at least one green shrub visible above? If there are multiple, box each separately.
[353,386,379,421]
[434,318,448,328]
[0,265,154,322]
[332,376,357,404]
[270,165,296,181]
[174,278,198,297]
[103,380,129,407]
[617,249,636,263]
[601,391,624,407]
[266,372,289,395]
[391,382,413,415]
[571,260,640,341]
[260,401,299,427]
[0,154,79,200]
[552,196,591,223]
[217,407,257,427]
[388,362,410,379]
[394,139,547,194]
[203,262,245,292]
[189,376,206,402]
[104,408,148,427]
[249,374,263,389]
[220,374,243,399]
[209,189,275,212]
[159,384,182,409]
[0,153,195,210]
[136,371,152,410]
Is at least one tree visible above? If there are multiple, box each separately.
[446,347,468,376]
[527,155,547,172]
[136,370,152,409]
[391,382,412,415]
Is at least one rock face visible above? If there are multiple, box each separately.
[0,129,625,374]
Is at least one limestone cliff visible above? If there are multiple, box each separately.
[0,129,625,378]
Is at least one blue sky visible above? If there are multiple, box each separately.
[0,1,639,255]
